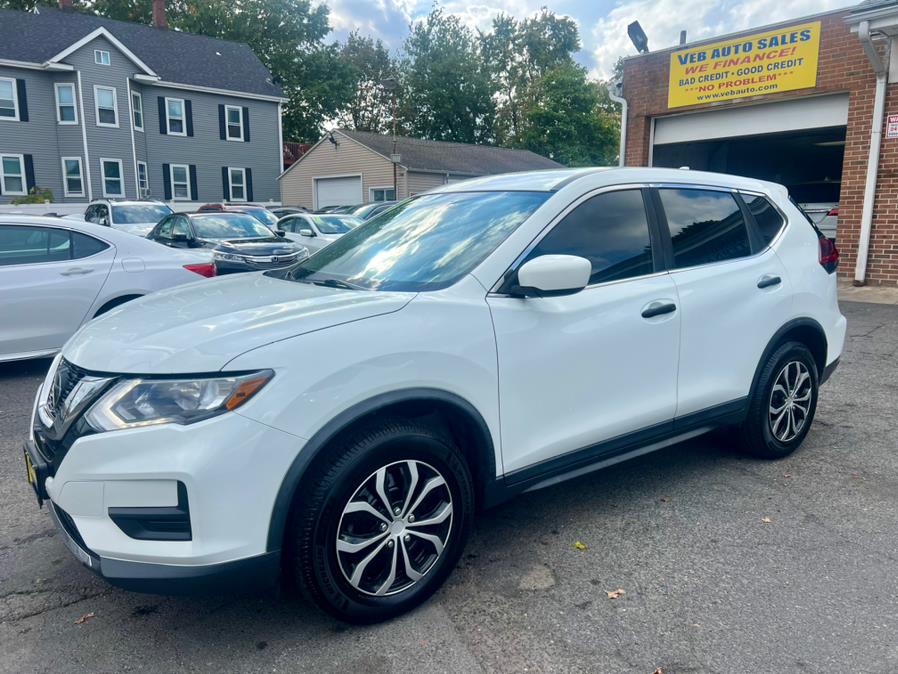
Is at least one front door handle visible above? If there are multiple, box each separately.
[757,274,782,289]
[641,301,677,319]
[60,267,92,276]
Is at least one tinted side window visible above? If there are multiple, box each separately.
[658,188,751,269]
[72,232,109,259]
[84,206,96,223]
[525,190,654,284]
[744,194,785,246]
[0,226,70,266]
[156,217,174,239]
[171,215,189,238]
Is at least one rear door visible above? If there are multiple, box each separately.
[0,225,114,358]
[652,186,792,418]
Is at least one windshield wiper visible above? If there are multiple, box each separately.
[308,278,363,291]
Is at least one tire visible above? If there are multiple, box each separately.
[740,341,819,459]
[286,418,474,623]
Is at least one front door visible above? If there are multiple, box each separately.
[487,188,680,478]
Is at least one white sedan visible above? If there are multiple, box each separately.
[0,215,215,363]
[277,213,361,253]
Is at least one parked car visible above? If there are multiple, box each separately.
[278,213,361,253]
[350,201,398,221]
[271,206,309,218]
[84,199,173,237]
[315,204,360,214]
[146,211,308,274]
[799,203,838,240]
[196,203,280,229]
[0,215,214,363]
[22,168,845,624]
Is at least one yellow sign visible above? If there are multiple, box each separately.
[668,21,821,109]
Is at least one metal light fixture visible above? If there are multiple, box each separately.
[628,21,649,54]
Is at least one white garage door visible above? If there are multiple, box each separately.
[653,94,849,147]
[315,176,362,209]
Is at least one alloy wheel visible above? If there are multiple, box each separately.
[768,360,813,443]
[335,460,453,597]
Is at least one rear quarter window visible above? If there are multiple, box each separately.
[744,194,785,246]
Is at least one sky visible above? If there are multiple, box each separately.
[322,0,859,79]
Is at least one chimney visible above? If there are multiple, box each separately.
[152,0,167,29]
[58,0,73,10]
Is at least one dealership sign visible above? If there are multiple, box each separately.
[668,21,821,109]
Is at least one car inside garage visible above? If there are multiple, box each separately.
[651,95,848,239]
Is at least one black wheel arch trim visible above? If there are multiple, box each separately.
[750,317,828,399]
[265,387,498,552]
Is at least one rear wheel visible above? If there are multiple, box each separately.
[286,419,474,623]
[740,341,819,458]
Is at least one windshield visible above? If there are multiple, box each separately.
[242,208,279,227]
[191,213,274,239]
[112,204,172,224]
[312,215,357,234]
[272,191,548,291]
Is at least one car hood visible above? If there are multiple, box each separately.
[63,274,413,374]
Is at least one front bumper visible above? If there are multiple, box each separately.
[25,387,306,592]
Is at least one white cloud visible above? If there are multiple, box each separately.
[591,0,858,79]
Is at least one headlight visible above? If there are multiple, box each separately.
[213,251,244,262]
[85,370,273,431]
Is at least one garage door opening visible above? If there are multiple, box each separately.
[315,176,362,210]
[653,126,845,239]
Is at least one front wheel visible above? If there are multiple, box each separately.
[286,419,474,623]
[740,341,819,458]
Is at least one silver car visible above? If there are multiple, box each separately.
[277,213,361,253]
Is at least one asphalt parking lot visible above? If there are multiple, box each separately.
[1,299,897,673]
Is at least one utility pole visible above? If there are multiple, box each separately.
[381,77,400,200]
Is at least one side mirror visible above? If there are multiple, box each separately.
[511,255,591,297]
[172,232,189,243]
[299,228,315,237]
[275,229,286,237]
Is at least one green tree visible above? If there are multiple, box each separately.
[337,32,397,133]
[400,8,494,143]
[517,62,619,167]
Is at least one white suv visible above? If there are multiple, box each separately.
[84,199,173,237]
[23,168,846,623]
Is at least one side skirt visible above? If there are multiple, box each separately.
[483,397,748,507]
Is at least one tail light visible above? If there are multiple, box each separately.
[826,207,838,217]
[818,236,839,274]
[184,262,216,278]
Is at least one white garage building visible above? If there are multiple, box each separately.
[278,129,562,210]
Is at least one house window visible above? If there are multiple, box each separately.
[370,187,395,202]
[165,97,185,135]
[0,77,19,120]
[94,86,118,127]
[0,154,26,195]
[170,164,191,200]
[61,157,84,196]
[101,158,124,197]
[55,83,77,124]
[131,91,143,131]
[228,167,246,201]
[225,105,243,141]
[94,50,111,65]
[137,161,148,195]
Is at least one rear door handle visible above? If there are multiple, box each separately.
[60,267,92,276]
[757,275,782,289]
[641,301,677,319]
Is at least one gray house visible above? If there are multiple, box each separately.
[0,6,284,206]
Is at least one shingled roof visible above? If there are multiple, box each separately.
[0,7,282,98]
[338,129,564,174]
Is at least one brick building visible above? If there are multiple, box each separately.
[620,1,898,286]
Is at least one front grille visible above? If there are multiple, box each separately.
[47,359,89,420]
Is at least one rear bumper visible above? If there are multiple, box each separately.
[48,500,280,595]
